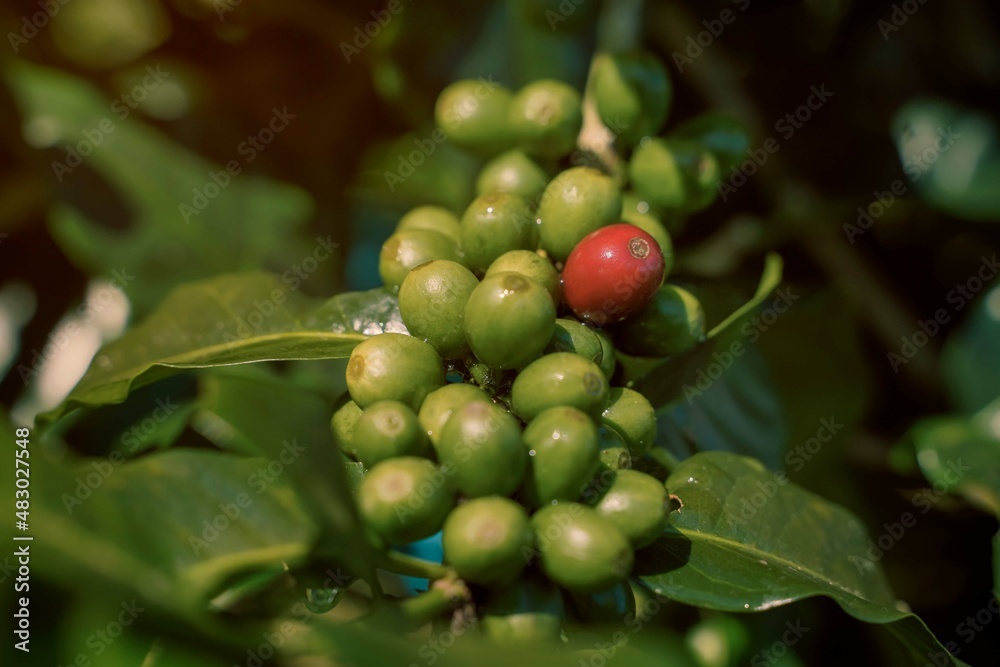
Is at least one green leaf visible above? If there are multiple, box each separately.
[195,368,375,579]
[655,344,788,471]
[636,452,966,666]
[892,99,1000,221]
[4,62,321,315]
[907,400,1000,516]
[630,253,783,409]
[42,273,403,422]
[707,253,784,339]
[33,448,315,615]
[941,281,1000,414]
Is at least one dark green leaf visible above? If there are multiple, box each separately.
[941,281,1000,414]
[42,273,403,422]
[707,253,784,339]
[655,344,788,471]
[637,452,967,666]
[630,253,783,409]
[4,62,322,315]
[33,448,315,614]
[195,368,375,579]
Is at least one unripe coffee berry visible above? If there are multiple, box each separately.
[442,496,534,585]
[561,223,665,325]
[437,401,527,497]
[485,250,561,304]
[358,457,455,545]
[464,272,556,370]
[399,260,479,359]
[346,333,445,410]
[348,400,430,467]
[417,383,492,447]
[395,205,462,243]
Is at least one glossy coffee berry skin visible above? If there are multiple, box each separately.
[346,333,445,410]
[601,387,657,458]
[510,352,610,421]
[348,400,430,467]
[590,470,669,548]
[531,502,635,593]
[399,260,479,359]
[521,406,599,507]
[330,394,363,452]
[417,382,492,447]
[537,167,622,262]
[508,79,583,159]
[612,284,705,357]
[357,456,455,545]
[476,149,550,201]
[486,250,560,304]
[437,401,527,497]
[435,79,514,153]
[545,318,604,366]
[592,51,672,147]
[629,138,720,213]
[459,193,537,273]
[379,229,459,293]
[464,272,556,370]
[395,205,462,243]
[562,223,665,326]
[442,496,534,585]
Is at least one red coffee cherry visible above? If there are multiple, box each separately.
[561,223,665,325]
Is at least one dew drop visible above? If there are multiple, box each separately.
[305,586,346,614]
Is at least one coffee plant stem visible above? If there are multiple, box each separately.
[379,550,455,581]
[397,577,472,625]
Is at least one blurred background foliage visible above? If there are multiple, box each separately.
[0,0,999,665]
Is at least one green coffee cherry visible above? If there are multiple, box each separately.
[629,138,720,213]
[509,80,583,159]
[485,250,560,303]
[399,260,479,359]
[442,497,533,585]
[346,333,445,410]
[476,149,549,201]
[601,388,657,458]
[464,272,556,369]
[357,457,455,544]
[537,167,622,261]
[395,205,462,243]
[531,502,634,593]
[481,576,565,644]
[437,401,527,497]
[435,79,514,153]
[510,352,610,421]
[594,329,617,381]
[417,383,492,447]
[331,394,363,451]
[612,284,705,357]
[568,582,636,624]
[592,51,671,147]
[545,318,604,366]
[620,192,674,277]
[348,400,429,467]
[521,406,599,506]
[459,193,537,273]
[379,229,458,293]
[597,425,632,473]
[671,111,751,173]
[590,470,669,548]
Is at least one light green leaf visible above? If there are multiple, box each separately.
[636,452,967,666]
[42,273,403,422]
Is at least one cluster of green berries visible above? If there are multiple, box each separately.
[344,50,744,641]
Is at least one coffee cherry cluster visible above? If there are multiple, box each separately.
[343,49,740,641]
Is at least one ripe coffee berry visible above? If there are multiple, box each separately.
[561,223,665,325]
